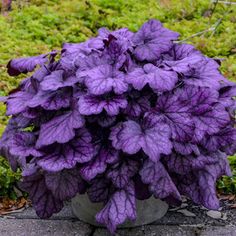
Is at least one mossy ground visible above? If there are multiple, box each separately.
[0,0,235,196]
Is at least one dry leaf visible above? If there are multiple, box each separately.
[0,208,26,215]
[0,197,28,216]
[230,204,236,209]
[219,194,235,201]
[229,195,235,201]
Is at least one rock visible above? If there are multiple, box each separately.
[177,209,196,217]
[169,203,189,211]
[206,210,222,219]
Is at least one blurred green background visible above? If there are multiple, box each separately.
[0,0,235,197]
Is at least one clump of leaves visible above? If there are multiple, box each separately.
[0,19,235,233]
[0,156,21,199]
[218,155,236,194]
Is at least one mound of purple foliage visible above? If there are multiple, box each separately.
[0,19,236,233]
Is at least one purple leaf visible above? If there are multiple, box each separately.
[98,27,134,43]
[32,65,50,82]
[201,127,236,155]
[36,107,84,147]
[106,159,139,188]
[22,163,39,177]
[124,92,150,117]
[218,83,236,107]
[84,64,128,95]
[40,70,80,91]
[140,160,181,201]
[78,94,127,116]
[192,104,230,142]
[7,54,48,76]
[87,178,111,203]
[38,129,95,172]
[176,85,219,110]
[164,153,219,175]
[162,44,203,73]
[0,96,7,102]
[10,132,42,157]
[20,173,63,218]
[132,19,179,61]
[45,168,85,201]
[174,86,229,141]
[177,172,219,210]
[60,41,96,71]
[87,112,116,127]
[80,147,118,181]
[126,63,178,92]
[150,94,194,142]
[184,58,226,89]
[110,118,172,162]
[110,121,141,154]
[96,183,136,233]
[13,115,32,128]
[76,51,108,80]
[173,141,200,155]
[0,119,24,170]
[176,152,231,209]
[6,91,34,116]
[28,88,72,110]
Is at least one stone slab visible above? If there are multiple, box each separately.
[8,203,236,227]
[93,225,236,236]
[9,203,77,220]
[0,218,92,236]
[1,200,236,236]
[1,219,236,236]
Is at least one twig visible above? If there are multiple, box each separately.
[176,21,220,43]
[209,18,223,37]
[209,0,219,21]
[211,0,236,5]
[210,0,233,37]
[177,0,233,43]
[175,29,210,43]
[0,207,26,215]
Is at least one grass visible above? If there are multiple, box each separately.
[0,0,235,196]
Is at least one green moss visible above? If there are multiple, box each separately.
[0,0,236,196]
[0,0,235,93]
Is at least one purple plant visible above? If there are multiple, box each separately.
[0,19,236,233]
